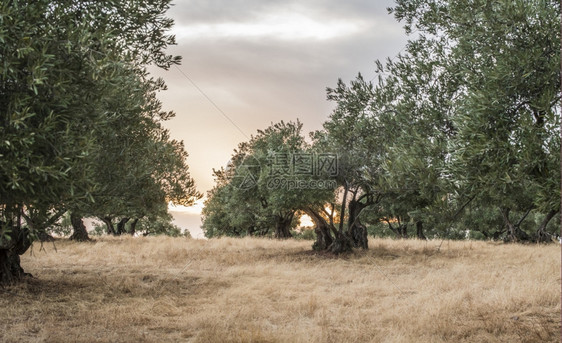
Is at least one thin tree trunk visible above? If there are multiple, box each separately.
[416,221,427,240]
[398,223,408,238]
[536,210,558,243]
[338,183,349,233]
[501,208,517,242]
[101,217,116,235]
[327,184,354,254]
[385,220,400,238]
[116,217,130,235]
[386,219,408,239]
[37,231,55,242]
[70,213,90,241]
[129,218,139,236]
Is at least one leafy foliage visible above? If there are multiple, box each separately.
[202,121,335,239]
[203,0,560,245]
[0,0,199,282]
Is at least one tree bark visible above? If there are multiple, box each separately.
[70,213,90,241]
[0,224,32,285]
[501,208,517,242]
[501,208,531,242]
[416,221,427,240]
[338,183,349,233]
[129,218,139,236]
[0,207,66,284]
[536,210,558,243]
[385,220,399,237]
[0,249,25,285]
[327,184,358,254]
[304,208,334,251]
[116,217,130,235]
[347,199,368,249]
[101,217,116,235]
[274,213,293,239]
[328,231,353,254]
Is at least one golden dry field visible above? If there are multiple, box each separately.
[0,236,560,343]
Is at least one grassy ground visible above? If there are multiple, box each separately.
[0,236,559,342]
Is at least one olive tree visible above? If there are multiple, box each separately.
[0,0,192,283]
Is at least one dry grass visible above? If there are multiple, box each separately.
[0,236,559,342]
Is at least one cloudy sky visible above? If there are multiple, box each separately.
[151,0,411,236]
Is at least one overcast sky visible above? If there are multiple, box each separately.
[153,0,409,190]
[151,1,410,234]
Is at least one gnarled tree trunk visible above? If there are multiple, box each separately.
[501,208,531,242]
[0,249,26,285]
[274,213,293,239]
[0,224,32,285]
[348,199,368,249]
[70,213,90,241]
[329,231,353,254]
[304,208,334,251]
[305,207,353,254]
[1,208,67,284]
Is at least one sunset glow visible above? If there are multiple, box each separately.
[168,198,205,215]
[299,214,314,227]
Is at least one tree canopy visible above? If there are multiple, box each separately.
[202,0,560,251]
[0,0,200,283]
[202,120,335,239]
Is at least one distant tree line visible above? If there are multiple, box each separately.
[202,0,560,253]
[0,0,200,284]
